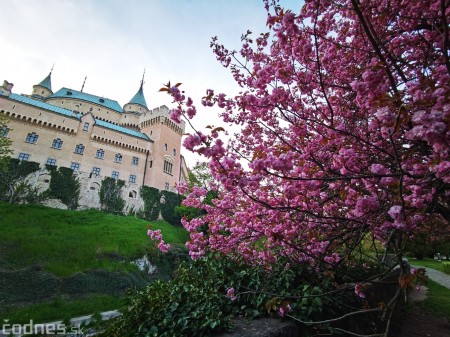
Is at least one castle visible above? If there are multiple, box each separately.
[0,70,188,212]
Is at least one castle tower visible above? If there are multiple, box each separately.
[123,71,149,114]
[32,67,53,99]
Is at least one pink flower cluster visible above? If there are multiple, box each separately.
[147,229,170,253]
[160,0,449,271]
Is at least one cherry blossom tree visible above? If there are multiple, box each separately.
[158,0,449,333]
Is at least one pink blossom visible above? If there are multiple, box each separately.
[354,284,365,299]
[226,287,237,301]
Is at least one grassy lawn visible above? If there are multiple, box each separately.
[409,258,450,275]
[0,202,189,276]
[423,279,450,319]
[0,202,189,323]
[3,295,123,325]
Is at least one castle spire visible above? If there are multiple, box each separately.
[37,64,54,91]
[126,69,148,109]
[81,76,87,92]
[140,68,145,89]
[32,65,54,98]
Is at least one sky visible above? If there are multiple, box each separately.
[0,0,301,166]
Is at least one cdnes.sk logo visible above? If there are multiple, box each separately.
[2,319,84,335]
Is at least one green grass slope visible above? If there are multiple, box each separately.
[0,202,189,323]
[0,202,189,276]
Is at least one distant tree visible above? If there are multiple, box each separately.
[188,161,213,189]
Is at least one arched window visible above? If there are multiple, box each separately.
[90,182,100,191]
[38,173,51,183]
[129,190,137,198]
[164,143,168,151]
[163,156,174,175]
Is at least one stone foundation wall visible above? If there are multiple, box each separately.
[28,168,145,214]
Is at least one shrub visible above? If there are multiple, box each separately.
[160,191,183,226]
[0,158,40,203]
[99,177,125,214]
[139,186,160,220]
[101,254,331,337]
[443,263,450,275]
[45,166,80,210]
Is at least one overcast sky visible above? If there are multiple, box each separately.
[0,0,301,165]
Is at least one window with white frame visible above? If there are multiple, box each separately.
[46,158,57,166]
[74,144,85,154]
[114,153,122,163]
[25,132,39,144]
[71,162,80,171]
[111,171,119,180]
[96,149,105,159]
[163,158,174,175]
[83,122,89,131]
[92,167,101,175]
[18,153,30,161]
[131,156,139,166]
[164,182,170,190]
[129,174,136,183]
[51,138,63,149]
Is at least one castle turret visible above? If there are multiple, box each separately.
[123,71,149,114]
[32,68,53,99]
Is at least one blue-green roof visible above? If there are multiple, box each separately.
[2,93,151,141]
[36,73,52,91]
[94,119,151,141]
[7,93,77,117]
[50,88,124,113]
[128,85,148,108]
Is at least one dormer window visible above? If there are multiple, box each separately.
[66,91,73,95]
[99,98,105,103]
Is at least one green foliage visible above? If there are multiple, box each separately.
[102,254,327,337]
[160,190,183,226]
[45,166,80,210]
[0,116,12,160]
[100,177,126,214]
[443,262,450,275]
[188,161,213,189]
[405,234,437,259]
[0,157,40,203]
[140,186,161,220]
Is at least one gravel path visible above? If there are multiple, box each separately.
[411,265,450,289]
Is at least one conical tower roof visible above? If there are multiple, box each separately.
[128,84,148,108]
[37,72,52,91]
